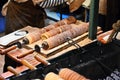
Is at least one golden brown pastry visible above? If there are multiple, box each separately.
[41,25,72,40]
[45,72,64,80]
[25,29,44,44]
[59,68,88,80]
[42,23,89,50]
[24,16,77,44]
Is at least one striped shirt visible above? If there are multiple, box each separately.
[39,0,67,8]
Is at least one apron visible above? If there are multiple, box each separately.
[5,0,46,34]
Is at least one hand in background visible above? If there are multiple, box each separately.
[32,0,44,5]
[69,0,85,12]
[1,1,9,16]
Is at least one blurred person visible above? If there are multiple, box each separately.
[99,0,120,32]
[98,0,107,32]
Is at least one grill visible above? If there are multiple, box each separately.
[6,40,120,80]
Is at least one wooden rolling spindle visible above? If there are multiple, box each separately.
[17,49,34,58]
[0,39,26,55]
[0,45,17,55]
[17,44,42,58]
[7,66,20,76]
[21,60,37,70]
[34,55,51,66]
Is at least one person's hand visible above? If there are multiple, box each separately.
[69,0,85,12]
[66,0,74,5]
[14,0,28,3]
[1,3,8,16]
[32,0,44,5]
[1,7,7,16]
